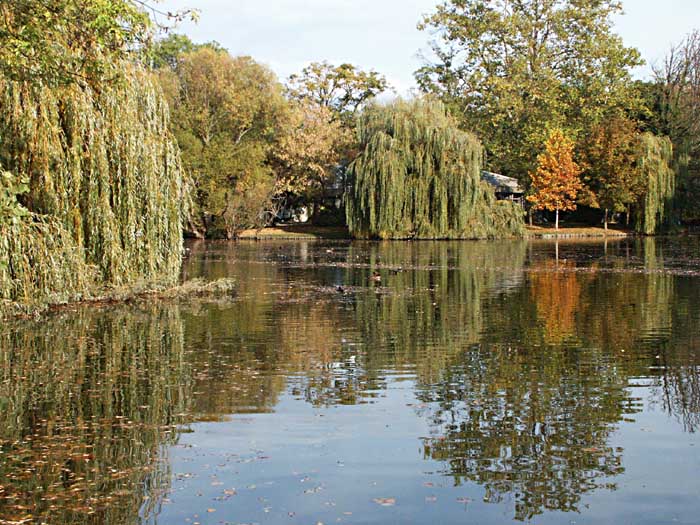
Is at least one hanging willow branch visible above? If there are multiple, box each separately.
[635,133,675,235]
[0,65,189,308]
[345,99,524,239]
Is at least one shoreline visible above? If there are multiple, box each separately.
[524,226,631,239]
[234,225,633,240]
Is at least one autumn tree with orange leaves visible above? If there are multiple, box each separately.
[527,129,583,230]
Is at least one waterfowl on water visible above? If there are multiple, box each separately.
[371,271,382,282]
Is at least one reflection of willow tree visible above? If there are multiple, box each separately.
[0,305,190,524]
[181,241,352,413]
[181,304,288,417]
[650,239,700,432]
[349,241,527,382]
[658,361,700,433]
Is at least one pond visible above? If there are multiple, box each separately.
[1,237,700,524]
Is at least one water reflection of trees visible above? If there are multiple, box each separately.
[0,305,190,524]
[3,238,700,522]
[418,343,630,521]
[411,239,700,520]
[181,237,700,436]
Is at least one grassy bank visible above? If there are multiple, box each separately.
[237,225,350,240]
[525,226,631,238]
[238,224,632,240]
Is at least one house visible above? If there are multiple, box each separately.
[481,171,524,203]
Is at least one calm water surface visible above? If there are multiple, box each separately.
[1,238,700,524]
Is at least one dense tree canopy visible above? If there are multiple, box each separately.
[0,65,188,308]
[159,47,289,237]
[0,1,190,311]
[271,101,349,200]
[416,0,643,179]
[579,115,645,228]
[157,41,350,237]
[645,31,700,221]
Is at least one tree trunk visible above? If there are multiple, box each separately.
[604,208,609,231]
[555,209,559,230]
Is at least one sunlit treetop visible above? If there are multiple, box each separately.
[0,0,197,86]
[287,61,390,122]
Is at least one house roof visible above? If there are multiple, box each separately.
[481,171,524,194]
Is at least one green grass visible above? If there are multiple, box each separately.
[238,225,350,240]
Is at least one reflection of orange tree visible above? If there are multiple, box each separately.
[530,261,585,344]
[0,305,190,524]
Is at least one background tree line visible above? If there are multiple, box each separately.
[149,0,700,236]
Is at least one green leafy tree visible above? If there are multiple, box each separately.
[161,47,290,237]
[0,0,195,86]
[581,115,645,229]
[287,61,389,123]
[148,33,223,70]
[346,98,524,239]
[416,0,643,179]
[0,170,28,226]
[634,133,675,234]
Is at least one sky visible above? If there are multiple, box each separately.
[158,0,700,95]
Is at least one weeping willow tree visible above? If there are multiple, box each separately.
[635,133,675,234]
[0,66,188,310]
[345,99,524,239]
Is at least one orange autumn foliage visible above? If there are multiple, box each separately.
[530,260,583,343]
[527,129,583,227]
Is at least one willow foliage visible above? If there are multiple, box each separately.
[0,66,188,308]
[346,99,524,239]
[635,133,675,234]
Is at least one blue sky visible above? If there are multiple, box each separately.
[159,0,700,94]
